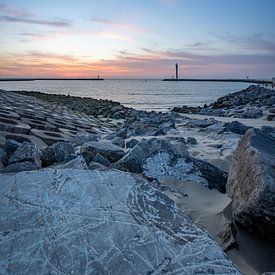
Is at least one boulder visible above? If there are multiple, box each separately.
[81,141,124,163]
[8,142,41,167]
[116,128,127,139]
[54,155,88,170]
[92,153,111,167]
[0,169,240,274]
[227,128,275,239]
[113,138,190,175]
[192,158,228,193]
[1,161,39,173]
[74,132,99,146]
[41,142,74,166]
[223,121,251,135]
[125,138,138,148]
[4,139,21,156]
[112,137,125,148]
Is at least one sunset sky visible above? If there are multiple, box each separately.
[0,0,274,78]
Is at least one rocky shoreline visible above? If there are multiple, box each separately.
[0,87,275,274]
[173,85,275,121]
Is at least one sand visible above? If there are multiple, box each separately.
[161,178,275,275]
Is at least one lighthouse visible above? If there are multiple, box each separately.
[175,63,178,80]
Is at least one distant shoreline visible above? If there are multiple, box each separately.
[0,78,104,81]
[162,78,272,84]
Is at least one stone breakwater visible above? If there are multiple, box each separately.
[173,85,275,120]
[0,88,275,274]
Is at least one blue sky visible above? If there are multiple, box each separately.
[0,0,274,78]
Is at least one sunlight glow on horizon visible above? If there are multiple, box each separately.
[0,0,274,78]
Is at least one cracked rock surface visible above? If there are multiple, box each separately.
[0,168,239,274]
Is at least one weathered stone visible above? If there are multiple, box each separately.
[41,141,74,166]
[92,153,111,167]
[143,152,208,186]
[0,169,239,274]
[74,132,99,146]
[112,136,125,148]
[81,141,124,163]
[54,155,88,170]
[8,142,41,167]
[113,138,189,174]
[1,161,39,173]
[116,128,127,139]
[187,137,197,145]
[192,158,228,193]
[4,139,21,156]
[125,138,138,148]
[227,128,275,239]
[223,121,250,135]
[0,148,7,164]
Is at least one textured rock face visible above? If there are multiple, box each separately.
[8,142,41,167]
[41,141,74,166]
[114,138,188,174]
[223,121,250,135]
[227,128,275,239]
[0,169,239,274]
[81,141,125,163]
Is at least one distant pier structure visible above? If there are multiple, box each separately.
[175,63,179,80]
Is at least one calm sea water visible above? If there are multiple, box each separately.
[0,80,250,111]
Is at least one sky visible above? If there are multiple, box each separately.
[0,0,274,78]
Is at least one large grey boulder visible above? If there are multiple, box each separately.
[41,141,74,166]
[192,158,228,193]
[0,169,239,274]
[81,141,125,163]
[223,121,250,135]
[4,139,21,156]
[8,142,41,167]
[113,138,187,173]
[227,128,275,239]
[53,155,88,170]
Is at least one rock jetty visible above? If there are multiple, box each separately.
[173,85,275,120]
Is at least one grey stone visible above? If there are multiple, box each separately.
[1,161,39,173]
[116,128,127,139]
[113,138,189,174]
[41,141,74,166]
[74,132,99,146]
[92,153,111,167]
[143,152,208,186]
[81,141,125,163]
[227,128,275,239]
[187,137,197,145]
[0,169,240,274]
[0,148,7,164]
[112,137,125,148]
[54,155,88,170]
[126,138,138,148]
[192,158,228,193]
[8,142,41,167]
[4,139,21,156]
[223,121,250,135]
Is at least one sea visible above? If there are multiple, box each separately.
[0,80,251,111]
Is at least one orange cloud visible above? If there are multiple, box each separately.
[0,49,274,78]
